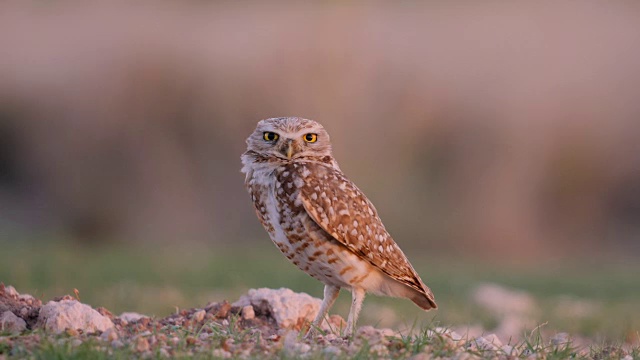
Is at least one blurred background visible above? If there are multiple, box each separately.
[0,1,639,342]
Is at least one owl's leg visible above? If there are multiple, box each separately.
[345,287,366,337]
[305,284,340,338]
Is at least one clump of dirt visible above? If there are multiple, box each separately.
[0,283,41,329]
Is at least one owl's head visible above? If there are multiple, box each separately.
[245,117,333,161]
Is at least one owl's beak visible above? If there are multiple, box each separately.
[280,139,295,159]
[286,141,294,159]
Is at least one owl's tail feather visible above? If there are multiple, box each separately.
[411,289,437,310]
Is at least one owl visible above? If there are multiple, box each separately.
[241,117,436,337]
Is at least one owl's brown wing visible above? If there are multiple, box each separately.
[294,162,436,308]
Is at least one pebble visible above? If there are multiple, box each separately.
[0,311,27,334]
[119,312,148,323]
[159,348,170,358]
[4,286,18,297]
[192,310,206,322]
[502,344,514,354]
[241,305,255,320]
[100,328,119,342]
[409,354,432,360]
[483,333,503,347]
[551,332,570,346]
[470,336,500,351]
[212,349,232,358]
[322,345,342,357]
[370,343,389,356]
[70,339,83,347]
[136,337,150,352]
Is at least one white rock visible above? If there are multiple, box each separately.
[232,288,321,329]
[37,300,114,334]
[100,327,119,342]
[357,326,398,345]
[495,315,529,338]
[281,329,310,354]
[550,332,570,346]
[408,354,432,360]
[473,283,537,317]
[119,312,148,323]
[70,339,83,347]
[322,345,342,357]
[554,296,599,319]
[241,305,255,320]
[192,310,206,322]
[370,343,389,356]
[4,286,18,297]
[159,348,170,358]
[501,344,514,354]
[212,349,232,358]
[427,327,464,342]
[0,311,27,334]
[470,336,500,351]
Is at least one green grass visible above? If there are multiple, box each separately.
[1,238,639,344]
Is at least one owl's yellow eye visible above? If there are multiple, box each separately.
[303,133,318,143]
[263,132,279,142]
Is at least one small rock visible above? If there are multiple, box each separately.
[70,339,83,347]
[3,286,18,297]
[470,336,500,351]
[325,333,338,342]
[427,327,465,342]
[119,312,148,323]
[159,348,170,358]
[232,288,321,329]
[409,354,432,360]
[483,333,503,347]
[473,283,537,317]
[212,349,232,358]
[457,353,482,360]
[241,305,255,320]
[65,328,80,337]
[100,328,119,342]
[282,330,298,350]
[186,336,196,345]
[37,300,114,334]
[0,311,27,334]
[18,294,36,303]
[192,310,206,322]
[136,337,150,352]
[296,343,311,353]
[357,326,398,345]
[502,345,514,354]
[551,332,570,346]
[322,345,342,357]
[554,296,599,319]
[325,314,346,332]
[370,343,389,356]
[111,340,124,348]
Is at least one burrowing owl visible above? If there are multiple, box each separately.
[241,117,436,337]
